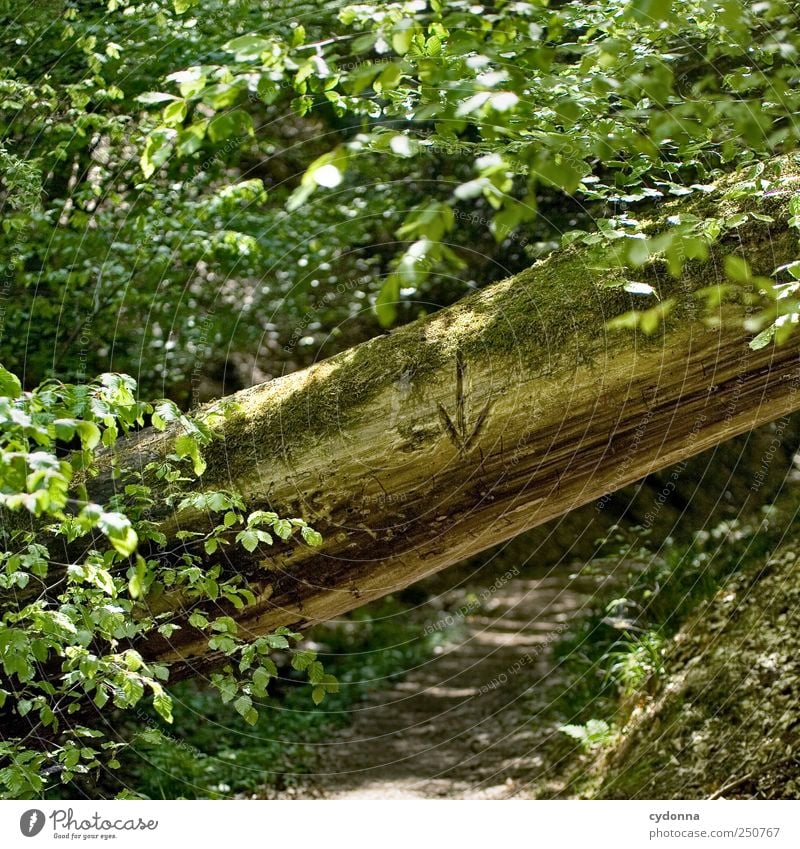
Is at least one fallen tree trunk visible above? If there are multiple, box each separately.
[112,171,800,670]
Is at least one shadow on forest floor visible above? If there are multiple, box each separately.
[262,567,621,799]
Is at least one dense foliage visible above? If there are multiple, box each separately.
[4,0,800,396]
[2,0,800,799]
[0,364,330,797]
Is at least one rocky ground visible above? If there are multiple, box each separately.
[576,543,800,799]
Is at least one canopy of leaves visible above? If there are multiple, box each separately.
[3,0,799,400]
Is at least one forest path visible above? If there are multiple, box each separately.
[292,568,611,799]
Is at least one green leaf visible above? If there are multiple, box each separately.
[175,433,206,476]
[0,365,22,399]
[391,20,414,55]
[725,212,749,228]
[272,518,292,540]
[188,612,209,629]
[288,147,349,213]
[224,35,272,61]
[291,650,315,671]
[236,529,259,553]
[102,425,118,448]
[223,511,238,527]
[163,99,187,126]
[376,63,403,92]
[724,254,752,283]
[208,634,235,653]
[375,274,400,327]
[321,674,339,694]
[177,120,207,155]
[234,694,253,718]
[136,91,179,106]
[535,156,586,194]
[307,660,325,684]
[252,667,271,695]
[97,512,138,557]
[628,0,673,23]
[778,261,800,280]
[76,421,101,450]
[207,113,237,143]
[140,129,174,179]
[301,526,323,547]
[153,691,173,724]
[750,324,776,350]
[208,110,253,143]
[213,675,237,704]
[51,418,74,441]
[111,525,138,558]
[127,557,149,598]
[135,728,164,746]
[63,747,80,769]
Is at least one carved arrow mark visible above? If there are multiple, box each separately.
[436,351,492,455]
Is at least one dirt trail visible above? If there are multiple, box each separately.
[298,569,609,799]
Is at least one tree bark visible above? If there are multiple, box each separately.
[105,173,800,671]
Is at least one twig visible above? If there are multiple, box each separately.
[708,753,799,799]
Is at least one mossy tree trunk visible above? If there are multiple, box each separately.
[103,177,800,672]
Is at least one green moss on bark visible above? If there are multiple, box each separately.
[575,533,800,799]
[204,188,796,488]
